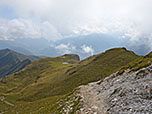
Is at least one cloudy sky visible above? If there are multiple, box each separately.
[0,0,152,54]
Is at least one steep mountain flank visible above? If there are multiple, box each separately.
[0,49,41,78]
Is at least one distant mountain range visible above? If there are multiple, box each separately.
[0,49,41,78]
[0,38,50,55]
[0,34,122,59]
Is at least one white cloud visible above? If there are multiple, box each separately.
[0,18,62,40]
[54,43,94,57]
[0,0,152,51]
[81,45,94,55]
[0,18,41,40]
[41,21,62,40]
[55,43,76,54]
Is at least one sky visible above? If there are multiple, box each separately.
[0,0,152,55]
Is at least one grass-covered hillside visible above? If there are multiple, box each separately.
[0,49,41,78]
[0,48,140,114]
[118,51,152,75]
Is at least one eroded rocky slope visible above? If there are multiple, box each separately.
[77,64,152,114]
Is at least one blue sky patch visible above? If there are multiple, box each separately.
[0,4,18,19]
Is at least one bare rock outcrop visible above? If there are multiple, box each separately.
[78,65,152,114]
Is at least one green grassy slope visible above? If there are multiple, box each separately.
[118,51,152,75]
[64,48,139,86]
[0,48,140,113]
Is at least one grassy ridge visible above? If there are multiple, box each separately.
[64,48,139,85]
[118,51,152,75]
[0,48,140,113]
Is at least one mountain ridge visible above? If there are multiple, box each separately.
[0,47,151,114]
[0,48,41,78]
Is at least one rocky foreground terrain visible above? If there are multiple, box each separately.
[77,64,152,114]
